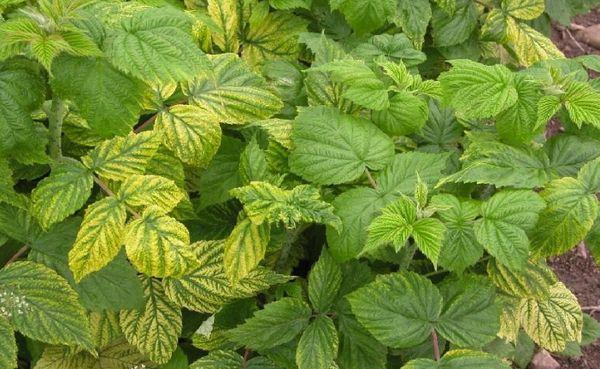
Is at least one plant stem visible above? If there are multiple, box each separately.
[4,245,29,266]
[364,168,378,189]
[48,98,66,161]
[93,175,141,218]
[431,329,441,361]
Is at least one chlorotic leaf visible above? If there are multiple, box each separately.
[118,174,185,214]
[223,217,271,284]
[502,0,545,20]
[506,17,564,67]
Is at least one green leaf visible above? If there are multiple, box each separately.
[118,174,185,214]
[563,81,600,128]
[351,34,426,66]
[34,339,151,369]
[227,297,312,350]
[239,138,270,184]
[330,0,396,35]
[190,350,242,369]
[496,74,543,144]
[230,182,341,230]
[578,157,600,193]
[155,104,222,167]
[536,95,562,129]
[124,207,198,278]
[430,194,482,273]
[183,54,283,124]
[363,197,446,265]
[68,197,128,282]
[372,91,429,136]
[104,7,208,82]
[506,17,564,67]
[312,59,389,110]
[81,131,161,181]
[439,59,518,119]
[474,190,545,270]
[402,349,510,369]
[502,0,545,20]
[308,249,342,313]
[0,318,16,369]
[347,271,442,348]
[31,160,94,229]
[289,106,394,185]
[531,177,598,257]
[164,240,290,313]
[439,141,549,189]
[296,315,338,369]
[0,261,93,351]
[545,135,600,177]
[242,10,307,67]
[394,0,432,47]
[519,282,583,352]
[120,277,182,364]
[431,0,478,47]
[51,55,148,137]
[224,217,271,284]
[436,276,500,347]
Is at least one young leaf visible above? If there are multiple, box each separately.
[308,249,342,313]
[120,277,182,364]
[224,217,271,284]
[347,271,442,348]
[0,261,93,351]
[124,207,198,278]
[563,81,600,128]
[296,315,338,369]
[474,190,545,270]
[402,349,510,369]
[439,59,518,119]
[230,181,341,230]
[68,197,128,282]
[31,160,93,229]
[155,104,222,167]
[0,318,16,369]
[289,106,394,185]
[227,297,312,350]
[372,91,429,136]
[104,7,209,82]
[183,54,283,124]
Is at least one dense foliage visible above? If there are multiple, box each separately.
[1,0,600,368]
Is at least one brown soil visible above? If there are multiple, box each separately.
[543,9,600,369]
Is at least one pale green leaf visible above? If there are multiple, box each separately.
[68,197,127,282]
[347,271,442,348]
[487,259,557,299]
[289,106,394,185]
[474,190,545,270]
[578,157,600,193]
[352,34,426,66]
[120,277,181,364]
[184,54,282,125]
[227,297,312,350]
[502,0,545,20]
[224,217,270,283]
[394,0,432,47]
[104,7,208,82]
[190,350,242,369]
[535,95,562,129]
[439,59,518,119]
[0,317,16,369]
[0,261,93,351]
[81,131,161,182]
[308,249,342,313]
[155,104,222,167]
[230,181,341,230]
[31,160,93,229]
[496,74,543,144]
[296,315,338,369]
[402,349,510,369]
[124,207,198,278]
[563,81,600,128]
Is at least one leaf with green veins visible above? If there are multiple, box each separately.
[289,106,394,185]
[120,277,182,364]
[487,259,557,299]
[502,0,545,20]
[393,0,432,47]
[227,297,312,350]
[0,317,16,369]
[578,157,600,193]
[402,349,510,369]
[183,54,283,124]
[474,190,545,270]
[431,0,478,47]
[347,271,442,348]
[496,74,543,144]
[31,160,94,230]
[506,17,564,67]
[330,0,396,35]
[224,217,270,284]
[118,174,185,214]
[296,315,338,369]
[352,34,426,66]
[563,81,600,128]
[207,0,240,52]
[372,91,429,136]
[308,249,342,313]
[545,135,600,177]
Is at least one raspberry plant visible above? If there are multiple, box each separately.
[1,0,600,368]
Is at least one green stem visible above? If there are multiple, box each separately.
[48,98,66,161]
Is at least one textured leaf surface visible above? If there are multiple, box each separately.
[502,0,545,19]
[120,277,182,364]
[289,106,394,185]
[0,318,16,369]
[124,207,198,278]
[347,271,442,348]
[563,81,600,128]
[394,0,432,46]
[0,262,93,351]
[506,17,564,66]
[402,349,510,369]
[118,174,185,214]
[68,197,127,282]
[32,161,93,229]
[223,217,270,283]
[431,0,478,47]
[330,0,396,34]
[296,315,338,369]
[228,297,312,350]
[308,249,342,313]
[184,53,283,124]
[372,91,428,136]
